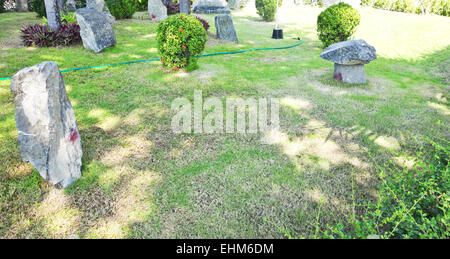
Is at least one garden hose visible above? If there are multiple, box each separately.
[0,38,303,81]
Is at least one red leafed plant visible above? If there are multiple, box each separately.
[20,23,81,47]
[167,3,180,15]
[195,16,210,32]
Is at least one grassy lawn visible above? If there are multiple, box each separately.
[0,4,449,238]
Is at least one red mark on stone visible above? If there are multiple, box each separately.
[152,14,156,19]
[334,73,342,81]
[70,128,78,143]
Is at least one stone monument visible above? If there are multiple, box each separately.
[215,14,238,43]
[148,0,168,21]
[86,0,115,25]
[9,62,82,188]
[76,8,116,53]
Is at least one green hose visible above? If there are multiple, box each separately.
[0,39,303,81]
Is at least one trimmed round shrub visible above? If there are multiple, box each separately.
[105,0,137,19]
[255,0,282,22]
[317,2,360,48]
[156,14,207,71]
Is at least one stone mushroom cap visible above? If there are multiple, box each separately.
[320,39,377,65]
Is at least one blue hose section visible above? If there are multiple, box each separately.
[0,39,303,81]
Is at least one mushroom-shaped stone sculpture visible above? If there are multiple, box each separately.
[320,39,376,84]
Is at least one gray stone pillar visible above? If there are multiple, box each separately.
[180,0,191,14]
[45,0,62,31]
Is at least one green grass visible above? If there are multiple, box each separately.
[0,5,449,238]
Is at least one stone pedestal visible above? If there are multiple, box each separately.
[193,0,231,14]
[320,39,376,85]
[334,63,366,84]
[322,0,361,8]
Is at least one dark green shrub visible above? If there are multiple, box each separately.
[268,137,449,239]
[0,0,5,13]
[255,0,282,22]
[105,0,137,19]
[30,0,46,17]
[156,14,207,71]
[317,2,360,48]
[74,0,87,8]
[326,138,449,239]
[362,0,449,16]
[136,0,148,11]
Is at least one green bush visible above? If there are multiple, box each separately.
[255,0,282,22]
[268,137,449,239]
[325,138,449,239]
[74,0,87,9]
[362,0,450,16]
[0,0,5,13]
[30,0,47,17]
[105,0,137,19]
[136,0,148,11]
[156,14,207,71]
[317,3,360,48]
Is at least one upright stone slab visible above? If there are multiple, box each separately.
[148,0,168,22]
[320,39,376,84]
[215,15,238,43]
[76,8,116,53]
[86,0,115,25]
[192,0,230,14]
[9,62,82,188]
[45,0,62,31]
[180,0,191,14]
